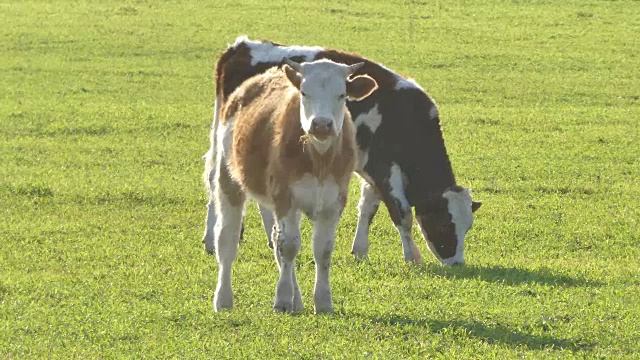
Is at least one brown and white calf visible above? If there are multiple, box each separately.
[204,36,481,266]
[207,58,377,313]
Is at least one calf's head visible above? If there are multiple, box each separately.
[415,186,482,266]
[283,58,377,153]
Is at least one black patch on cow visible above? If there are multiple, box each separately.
[415,199,458,259]
[368,204,379,225]
[355,124,373,152]
[347,95,378,121]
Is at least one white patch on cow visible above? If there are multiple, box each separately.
[289,174,340,219]
[351,180,379,258]
[428,105,439,120]
[354,104,382,133]
[389,163,408,206]
[234,35,324,66]
[308,137,333,155]
[441,188,473,265]
[216,116,234,158]
[394,77,423,91]
[231,35,250,48]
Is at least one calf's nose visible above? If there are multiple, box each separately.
[309,117,333,139]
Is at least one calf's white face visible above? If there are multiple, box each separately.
[283,59,377,153]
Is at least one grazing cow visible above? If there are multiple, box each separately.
[203,36,481,266]
[207,58,378,313]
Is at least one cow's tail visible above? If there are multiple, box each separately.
[203,92,221,193]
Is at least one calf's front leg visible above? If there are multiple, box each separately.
[273,212,302,313]
[312,209,341,314]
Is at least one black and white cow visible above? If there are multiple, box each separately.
[203,36,481,265]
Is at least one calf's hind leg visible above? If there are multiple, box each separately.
[260,204,276,249]
[212,161,246,311]
[202,152,217,254]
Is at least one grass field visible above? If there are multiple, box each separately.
[2,0,639,358]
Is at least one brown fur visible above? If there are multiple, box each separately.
[220,68,357,218]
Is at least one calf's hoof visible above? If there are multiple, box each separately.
[213,288,233,312]
[273,302,294,313]
[204,244,215,256]
[350,245,369,261]
[314,305,334,315]
[351,250,368,262]
[203,235,215,255]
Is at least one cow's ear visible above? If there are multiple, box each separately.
[346,75,378,101]
[283,64,302,89]
[471,201,482,213]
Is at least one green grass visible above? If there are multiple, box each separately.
[2,0,639,358]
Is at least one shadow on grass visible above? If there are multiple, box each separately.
[365,314,594,351]
[424,263,602,287]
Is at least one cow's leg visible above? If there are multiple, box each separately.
[212,160,246,311]
[202,152,216,254]
[379,165,422,263]
[259,204,276,249]
[351,180,380,259]
[312,209,341,314]
[273,211,303,313]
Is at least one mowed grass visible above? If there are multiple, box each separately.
[1,0,639,358]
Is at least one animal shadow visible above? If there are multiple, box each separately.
[424,263,601,288]
[365,315,594,351]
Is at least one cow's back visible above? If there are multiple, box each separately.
[223,69,296,197]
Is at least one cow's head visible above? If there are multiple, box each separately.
[283,58,377,153]
[415,186,482,265]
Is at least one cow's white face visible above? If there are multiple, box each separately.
[283,59,377,154]
[415,187,481,266]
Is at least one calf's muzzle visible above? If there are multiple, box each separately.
[309,117,334,140]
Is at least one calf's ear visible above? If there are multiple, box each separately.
[283,64,302,89]
[471,201,482,212]
[346,75,378,101]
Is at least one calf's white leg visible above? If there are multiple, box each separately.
[273,212,302,313]
[312,210,341,314]
[351,181,380,259]
[259,204,276,249]
[212,161,245,311]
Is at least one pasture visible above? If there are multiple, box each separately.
[1,0,639,358]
